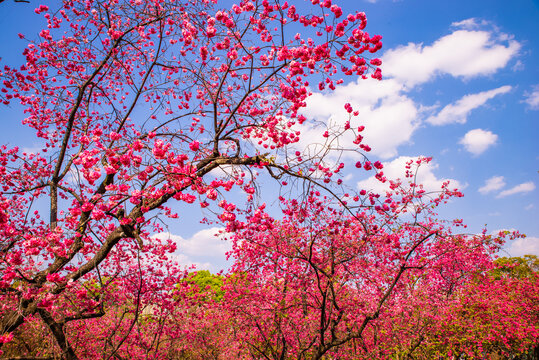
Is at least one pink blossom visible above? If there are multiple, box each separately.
[189,141,200,151]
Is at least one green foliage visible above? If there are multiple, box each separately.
[492,255,539,279]
[183,270,224,302]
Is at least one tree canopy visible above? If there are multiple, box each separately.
[0,0,537,359]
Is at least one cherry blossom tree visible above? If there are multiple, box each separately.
[420,272,539,359]
[2,0,536,359]
[0,0,384,358]
[220,158,521,360]
[156,160,537,360]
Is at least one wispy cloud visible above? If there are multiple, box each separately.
[427,86,511,125]
[497,182,536,198]
[479,176,506,194]
[523,85,539,110]
[450,18,489,30]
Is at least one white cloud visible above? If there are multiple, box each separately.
[450,18,489,30]
[523,85,539,110]
[303,78,420,159]
[154,227,231,271]
[479,178,536,198]
[427,86,511,125]
[512,60,524,72]
[506,236,539,257]
[383,30,520,87]
[356,156,462,194]
[300,24,519,161]
[479,176,506,194]
[459,128,498,156]
[497,182,536,198]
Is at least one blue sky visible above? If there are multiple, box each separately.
[0,0,537,270]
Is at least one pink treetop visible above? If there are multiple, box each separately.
[221,158,509,359]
